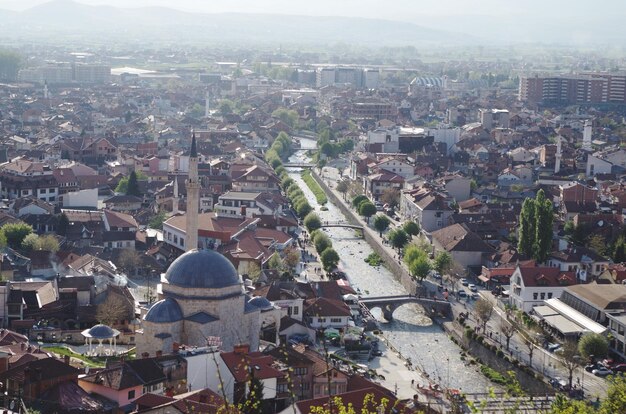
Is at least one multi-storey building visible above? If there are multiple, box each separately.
[520,73,626,105]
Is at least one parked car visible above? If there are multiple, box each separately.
[371,350,383,357]
[461,278,469,286]
[547,343,561,352]
[471,292,480,300]
[549,377,568,390]
[458,290,468,298]
[375,202,384,211]
[585,363,599,372]
[468,284,478,292]
[611,363,626,373]
[593,367,613,377]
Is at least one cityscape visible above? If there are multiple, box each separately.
[0,0,625,413]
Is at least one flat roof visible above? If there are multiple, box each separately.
[543,315,586,335]
[533,305,559,318]
[544,298,607,335]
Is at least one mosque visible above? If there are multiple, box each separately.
[136,134,276,357]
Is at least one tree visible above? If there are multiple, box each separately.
[559,339,582,390]
[433,251,452,275]
[518,197,536,257]
[533,189,553,262]
[403,244,427,266]
[246,262,262,281]
[474,298,494,333]
[373,214,390,237]
[522,330,540,368]
[500,320,515,351]
[320,248,340,272]
[402,221,420,236]
[409,256,432,282]
[304,212,322,232]
[380,188,400,209]
[57,213,70,236]
[359,202,377,223]
[352,195,368,209]
[295,200,312,218]
[336,180,349,200]
[118,249,141,275]
[243,375,265,414]
[283,247,301,271]
[148,211,167,229]
[313,233,332,254]
[96,294,131,326]
[38,234,59,252]
[613,235,626,263]
[388,229,408,252]
[126,170,141,197]
[599,375,626,414]
[578,332,609,360]
[0,222,33,249]
[587,234,608,256]
[268,253,284,271]
[219,100,234,115]
[21,233,39,252]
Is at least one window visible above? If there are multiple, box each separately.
[128,390,136,399]
[318,318,326,323]
[294,367,308,375]
[40,188,46,194]
[293,306,299,315]
[277,383,289,393]
[330,318,342,323]
[548,293,553,299]
[533,293,538,300]
[540,293,545,300]
[302,383,310,390]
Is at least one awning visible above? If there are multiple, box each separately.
[543,315,586,335]
[533,305,559,318]
[478,275,490,283]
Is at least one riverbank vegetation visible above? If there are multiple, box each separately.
[364,252,383,267]
[301,169,327,205]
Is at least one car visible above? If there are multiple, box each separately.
[549,377,568,390]
[458,290,468,298]
[468,284,478,292]
[547,343,562,352]
[460,278,469,286]
[471,293,480,300]
[585,363,599,372]
[374,202,384,211]
[371,350,383,357]
[592,367,613,377]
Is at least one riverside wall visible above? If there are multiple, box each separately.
[311,170,418,295]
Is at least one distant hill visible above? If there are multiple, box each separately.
[0,0,474,47]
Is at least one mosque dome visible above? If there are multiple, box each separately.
[144,298,183,323]
[247,296,274,311]
[165,249,241,289]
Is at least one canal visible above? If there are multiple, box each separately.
[287,146,493,393]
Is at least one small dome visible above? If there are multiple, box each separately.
[165,249,241,289]
[248,296,273,311]
[83,324,117,339]
[144,298,183,323]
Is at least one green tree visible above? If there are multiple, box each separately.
[243,375,265,414]
[518,197,536,257]
[578,332,609,360]
[336,180,349,200]
[125,171,141,197]
[320,248,340,272]
[433,251,453,275]
[38,234,59,252]
[388,229,408,252]
[559,339,582,390]
[21,233,39,252]
[148,211,167,229]
[57,213,70,236]
[409,256,432,282]
[352,195,368,208]
[268,253,284,271]
[246,262,262,281]
[1,222,33,249]
[533,189,553,262]
[313,233,332,254]
[402,221,420,236]
[403,243,426,266]
[599,375,626,414]
[614,235,626,263]
[295,200,312,218]
[587,234,608,256]
[359,201,377,223]
[373,214,391,237]
[380,188,400,209]
[304,212,322,232]
[219,100,234,115]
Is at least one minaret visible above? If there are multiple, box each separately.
[205,90,210,118]
[555,137,562,174]
[43,81,49,99]
[172,174,179,215]
[185,132,200,251]
[582,120,593,151]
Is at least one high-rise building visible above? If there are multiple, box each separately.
[519,73,626,105]
[73,63,111,83]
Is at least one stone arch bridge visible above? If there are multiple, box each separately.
[360,295,452,320]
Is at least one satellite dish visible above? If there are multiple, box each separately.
[598,220,604,227]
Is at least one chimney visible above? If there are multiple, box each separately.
[233,344,249,355]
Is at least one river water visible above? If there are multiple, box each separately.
[288,145,492,393]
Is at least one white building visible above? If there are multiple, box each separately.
[508,265,577,313]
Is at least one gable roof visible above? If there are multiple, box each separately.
[431,223,493,253]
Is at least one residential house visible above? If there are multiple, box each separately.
[10,198,54,217]
[508,264,576,313]
[430,223,493,269]
[0,159,59,203]
[103,210,138,249]
[231,165,280,193]
[104,195,143,212]
[399,186,453,232]
[215,191,287,218]
[304,297,351,329]
[435,174,471,202]
[363,171,404,201]
[546,246,610,282]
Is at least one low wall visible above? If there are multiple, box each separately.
[311,170,418,295]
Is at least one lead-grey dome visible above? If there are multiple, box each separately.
[248,296,273,311]
[165,249,241,289]
[82,324,118,339]
[145,298,183,323]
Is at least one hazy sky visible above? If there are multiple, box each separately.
[0,0,620,22]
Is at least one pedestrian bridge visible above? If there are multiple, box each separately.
[360,295,452,320]
[283,162,315,168]
[320,221,364,231]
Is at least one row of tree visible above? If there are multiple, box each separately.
[265,132,293,169]
[518,189,553,262]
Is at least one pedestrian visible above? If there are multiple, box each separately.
[411,379,415,387]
